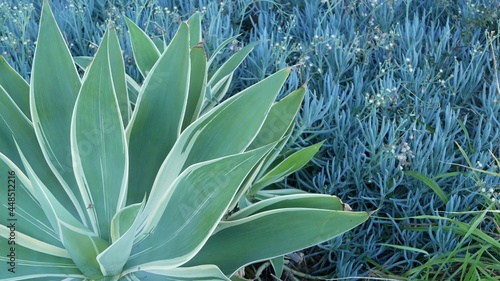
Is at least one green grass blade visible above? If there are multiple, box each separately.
[379,243,429,256]
[403,170,448,204]
[126,22,190,204]
[187,208,369,276]
[71,28,128,240]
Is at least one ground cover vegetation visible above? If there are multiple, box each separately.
[0,0,499,280]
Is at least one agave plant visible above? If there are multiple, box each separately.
[0,1,369,280]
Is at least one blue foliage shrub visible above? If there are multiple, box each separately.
[1,0,499,279]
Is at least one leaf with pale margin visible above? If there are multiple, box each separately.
[187,208,369,275]
[127,144,273,270]
[71,28,128,241]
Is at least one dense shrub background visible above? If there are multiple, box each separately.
[1,0,499,279]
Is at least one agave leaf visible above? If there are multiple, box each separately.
[201,41,261,113]
[231,86,305,208]
[73,56,92,69]
[249,141,324,195]
[207,34,240,67]
[31,0,87,224]
[0,153,65,251]
[227,194,345,221]
[110,202,144,243]
[126,76,141,105]
[187,12,202,48]
[0,238,83,280]
[97,201,145,276]
[59,221,109,279]
[187,209,369,276]
[252,188,308,201]
[132,265,229,281]
[127,144,272,270]
[0,56,30,119]
[125,17,161,78]
[208,41,260,85]
[270,256,284,279]
[203,73,232,110]
[74,56,140,105]
[0,225,68,258]
[0,84,83,220]
[107,28,131,126]
[17,144,109,279]
[247,87,305,150]
[141,68,290,233]
[126,23,190,203]
[71,28,128,240]
[182,45,207,131]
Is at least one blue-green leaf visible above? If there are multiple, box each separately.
[71,28,128,240]
[126,23,190,204]
[127,145,273,269]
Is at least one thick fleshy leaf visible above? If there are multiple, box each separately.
[0,85,80,219]
[126,23,190,203]
[182,45,207,130]
[71,28,128,240]
[202,41,260,113]
[0,56,30,119]
[127,145,272,269]
[252,188,308,201]
[108,28,131,126]
[97,201,145,276]
[18,145,109,279]
[31,0,86,223]
[186,209,369,275]
[249,141,324,195]
[59,221,109,279]
[227,194,345,221]
[125,17,161,78]
[0,153,65,250]
[134,265,230,281]
[206,34,240,67]
[74,56,139,105]
[248,87,305,150]
[270,256,284,279]
[187,12,202,48]
[0,238,83,280]
[110,202,143,243]
[140,68,290,233]
[208,41,260,85]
